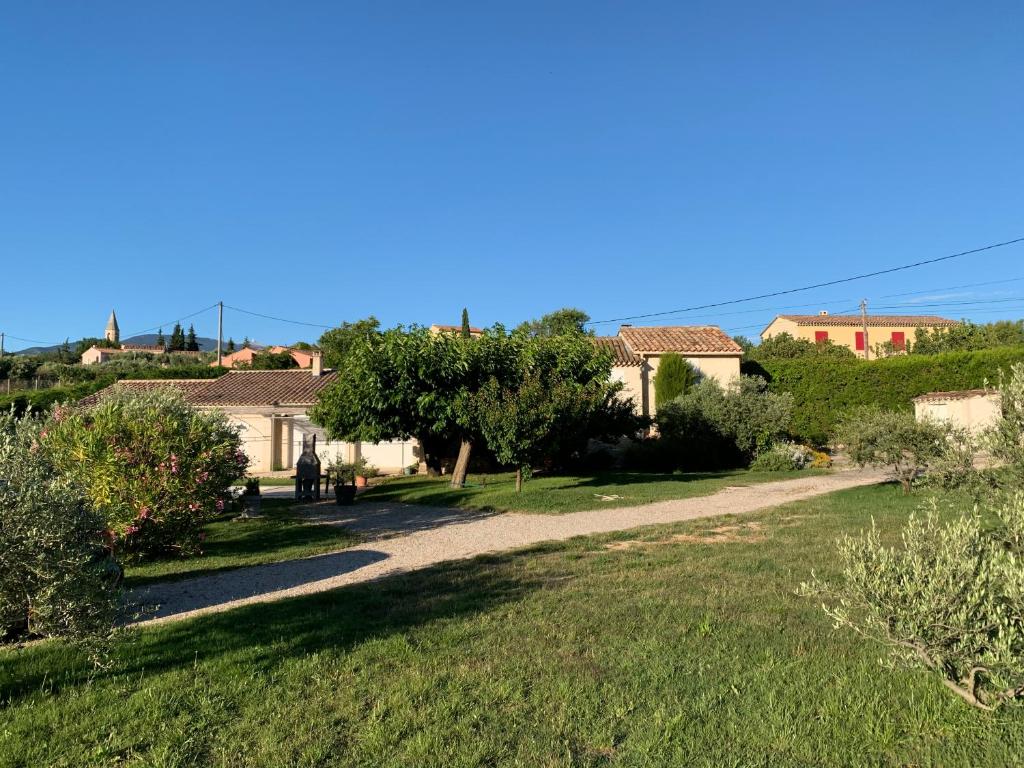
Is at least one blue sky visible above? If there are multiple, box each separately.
[1,1,1022,350]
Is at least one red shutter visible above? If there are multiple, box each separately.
[814,331,829,343]
[855,331,865,351]
[891,331,906,351]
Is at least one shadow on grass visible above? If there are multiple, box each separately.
[0,546,560,705]
[549,470,752,490]
[306,501,502,540]
[123,509,360,590]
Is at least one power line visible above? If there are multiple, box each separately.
[223,304,333,329]
[880,275,1024,300]
[586,235,1024,326]
[121,303,220,338]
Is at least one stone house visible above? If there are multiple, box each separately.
[214,346,321,369]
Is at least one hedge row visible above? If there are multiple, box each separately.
[743,346,1024,445]
[0,365,226,416]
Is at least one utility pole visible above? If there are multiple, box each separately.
[216,301,223,367]
[860,299,870,361]
[0,332,4,358]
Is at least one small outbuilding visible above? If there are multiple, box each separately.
[913,389,1002,434]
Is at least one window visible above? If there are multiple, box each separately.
[814,331,829,343]
[891,331,906,351]
[855,331,865,351]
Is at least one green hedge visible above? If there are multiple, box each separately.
[0,365,226,416]
[743,346,1024,445]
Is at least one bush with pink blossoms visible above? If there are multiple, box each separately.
[44,388,248,558]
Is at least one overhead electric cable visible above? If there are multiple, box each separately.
[586,236,1024,326]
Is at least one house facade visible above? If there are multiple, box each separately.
[913,389,1002,434]
[761,312,959,359]
[214,346,320,369]
[80,369,418,474]
[595,325,742,417]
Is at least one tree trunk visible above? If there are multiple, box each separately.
[450,439,472,488]
[515,467,523,493]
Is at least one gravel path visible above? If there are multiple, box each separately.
[129,469,886,626]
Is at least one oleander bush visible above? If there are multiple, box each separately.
[44,388,248,558]
[0,411,119,646]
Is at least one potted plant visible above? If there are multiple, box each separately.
[239,477,261,518]
[329,459,357,506]
[353,457,379,488]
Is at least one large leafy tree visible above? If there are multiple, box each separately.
[470,334,637,490]
[318,316,381,369]
[310,325,478,484]
[517,307,592,338]
[310,324,639,489]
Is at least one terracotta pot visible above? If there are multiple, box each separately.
[354,475,368,488]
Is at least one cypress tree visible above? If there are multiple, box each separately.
[653,353,698,411]
[186,324,199,352]
[460,308,471,339]
[227,337,236,353]
[169,323,185,352]
[155,328,165,350]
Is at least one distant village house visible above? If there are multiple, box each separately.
[760,312,959,358]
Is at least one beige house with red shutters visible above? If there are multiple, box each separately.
[594,325,742,417]
[760,312,959,359]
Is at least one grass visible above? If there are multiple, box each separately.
[123,499,360,588]
[3,483,1021,766]
[360,467,827,514]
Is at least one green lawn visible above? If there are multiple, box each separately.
[123,500,360,588]
[3,483,1021,766]
[360,468,826,514]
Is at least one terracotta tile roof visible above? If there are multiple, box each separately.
[913,389,1000,402]
[777,314,959,328]
[78,379,212,407]
[189,370,338,407]
[593,336,642,366]
[617,325,742,355]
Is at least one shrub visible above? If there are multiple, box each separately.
[835,407,961,493]
[986,363,1024,489]
[655,376,794,470]
[44,388,248,558]
[749,442,814,472]
[653,353,698,410]
[747,345,1024,444]
[0,411,119,646]
[801,493,1024,710]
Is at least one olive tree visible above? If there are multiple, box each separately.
[801,493,1024,710]
[835,407,962,493]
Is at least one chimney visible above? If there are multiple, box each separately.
[311,352,323,377]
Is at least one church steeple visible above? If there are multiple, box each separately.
[105,310,120,344]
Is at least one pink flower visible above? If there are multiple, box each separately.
[138,507,150,520]
[215,499,225,512]
[125,524,139,536]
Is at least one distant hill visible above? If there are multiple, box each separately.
[13,335,223,356]
[123,334,221,352]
